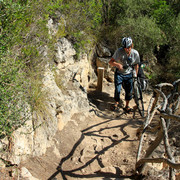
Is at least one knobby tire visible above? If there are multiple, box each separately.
[134,80,144,117]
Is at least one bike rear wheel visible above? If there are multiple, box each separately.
[134,81,144,117]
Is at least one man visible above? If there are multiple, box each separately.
[109,37,140,113]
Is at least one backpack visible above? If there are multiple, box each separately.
[138,63,148,91]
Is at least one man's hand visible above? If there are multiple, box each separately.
[116,63,123,70]
[109,58,123,70]
[134,64,139,75]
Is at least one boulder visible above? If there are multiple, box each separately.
[96,43,111,57]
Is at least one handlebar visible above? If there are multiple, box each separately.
[123,60,148,69]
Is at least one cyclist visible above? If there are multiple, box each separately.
[109,37,140,113]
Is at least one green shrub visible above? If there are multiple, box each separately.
[0,0,50,137]
[57,0,102,54]
[107,16,165,56]
[0,56,28,137]
[151,0,175,30]
[109,0,154,25]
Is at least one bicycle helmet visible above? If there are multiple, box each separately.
[122,37,132,48]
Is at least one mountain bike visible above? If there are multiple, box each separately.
[133,64,145,117]
[123,61,145,117]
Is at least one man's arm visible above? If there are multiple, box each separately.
[134,64,139,76]
[109,58,123,70]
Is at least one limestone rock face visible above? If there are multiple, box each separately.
[4,27,96,165]
[96,43,111,57]
[10,118,34,164]
[96,43,114,83]
[55,37,76,68]
[21,167,39,180]
[1,17,113,170]
[7,34,117,167]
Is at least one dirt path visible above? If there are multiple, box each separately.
[21,81,153,180]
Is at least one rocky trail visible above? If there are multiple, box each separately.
[2,80,179,180]
[20,80,155,180]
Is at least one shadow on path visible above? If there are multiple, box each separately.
[48,116,143,180]
[48,88,145,179]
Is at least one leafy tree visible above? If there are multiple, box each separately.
[151,0,175,31]
[105,16,165,56]
[166,0,180,16]
[162,13,180,81]
[58,0,103,53]
[108,0,155,25]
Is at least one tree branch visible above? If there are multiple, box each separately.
[160,112,180,122]
[136,158,180,170]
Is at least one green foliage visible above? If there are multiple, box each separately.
[104,0,179,83]
[109,0,154,25]
[27,72,45,112]
[0,0,52,137]
[168,14,180,55]
[55,17,67,39]
[0,0,29,53]
[85,0,103,29]
[58,0,102,53]
[151,0,174,28]
[105,0,167,56]
[168,0,180,16]
[156,11,180,82]
[108,16,165,55]
[167,57,180,80]
[45,0,63,18]
[0,56,28,137]
[0,0,31,137]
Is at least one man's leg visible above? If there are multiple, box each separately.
[111,73,123,110]
[125,100,130,108]
[114,73,123,105]
[123,74,133,112]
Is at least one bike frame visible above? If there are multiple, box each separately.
[132,65,145,117]
[123,61,145,117]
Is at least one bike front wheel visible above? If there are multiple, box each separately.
[134,81,144,117]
